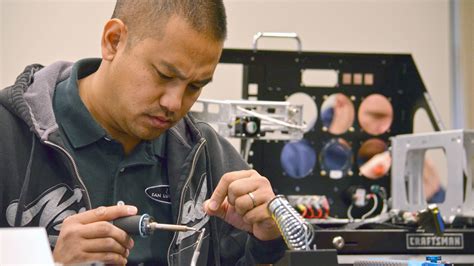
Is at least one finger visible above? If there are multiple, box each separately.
[86,252,128,265]
[209,170,258,211]
[65,205,138,224]
[83,237,129,257]
[227,176,267,205]
[203,198,228,220]
[81,221,134,249]
[242,204,272,224]
[233,193,255,216]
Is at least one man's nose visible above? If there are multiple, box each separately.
[161,85,185,113]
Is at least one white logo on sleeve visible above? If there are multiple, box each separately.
[6,184,86,246]
[176,174,209,245]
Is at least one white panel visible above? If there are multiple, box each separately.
[301,69,338,88]
[0,228,55,265]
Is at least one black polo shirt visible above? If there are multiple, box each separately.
[53,58,173,264]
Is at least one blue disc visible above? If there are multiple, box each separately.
[280,139,316,179]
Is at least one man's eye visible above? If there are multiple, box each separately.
[188,84,201,91]
[158,71,172,80]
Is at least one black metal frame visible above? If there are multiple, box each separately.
[219,48,440,217]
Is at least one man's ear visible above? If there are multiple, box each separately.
[101,18,128,61]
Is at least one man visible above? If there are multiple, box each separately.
[0,0,286,265]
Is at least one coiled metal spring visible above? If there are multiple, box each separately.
[268,195,314,250]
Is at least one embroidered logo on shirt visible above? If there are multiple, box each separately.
[145,185,172,204]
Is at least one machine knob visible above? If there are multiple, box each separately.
[332,236,345,250]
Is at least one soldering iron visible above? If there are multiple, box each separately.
[113,214,198,237]
[113,213,205,266]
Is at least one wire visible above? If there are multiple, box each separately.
[361,194,379,220]
[314,209,395,225]
[315,207,322,218]
[241,138,254,162]
[190,228,206,266]
[236,106,306,130]
[377,187,388,215]
[380,198,387,215]
[347,204,354,220]
[346,194,380,221]
[229,118,241,126]
[306,204,315,218]
[295,204,308,218]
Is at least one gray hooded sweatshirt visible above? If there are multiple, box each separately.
[0,62,286,265]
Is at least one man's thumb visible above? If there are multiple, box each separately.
[203,199,226,219]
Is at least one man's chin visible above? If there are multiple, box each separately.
[140,133,164,141]
[138,129,167,140]
[133,121,177,140]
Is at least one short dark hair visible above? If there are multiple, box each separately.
[112,0,227,44]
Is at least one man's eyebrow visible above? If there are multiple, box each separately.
[160,61,188,80]
[192,78,213,87]
[159,60,213,87]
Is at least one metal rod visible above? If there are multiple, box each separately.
[148,222,198,232]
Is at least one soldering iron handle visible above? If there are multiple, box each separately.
[113,215,145,235]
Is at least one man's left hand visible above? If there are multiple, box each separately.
[203,170,281,241]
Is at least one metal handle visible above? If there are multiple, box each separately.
[252,32,302,53]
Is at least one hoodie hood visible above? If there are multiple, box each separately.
[0,62,73,141]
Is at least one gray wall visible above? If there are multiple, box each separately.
[0,0,454,188]
[1,0,452,129]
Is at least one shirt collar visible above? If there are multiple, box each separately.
[153,132,167,159]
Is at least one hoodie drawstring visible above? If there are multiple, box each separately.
[14,133,36,227]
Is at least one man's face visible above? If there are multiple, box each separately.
[104,16,223,142]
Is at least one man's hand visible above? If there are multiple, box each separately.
[53,205,137,265]
[204,170,281,241]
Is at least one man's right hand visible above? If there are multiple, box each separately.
[53,205,137,265]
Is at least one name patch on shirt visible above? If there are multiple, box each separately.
[145,185,171,204]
